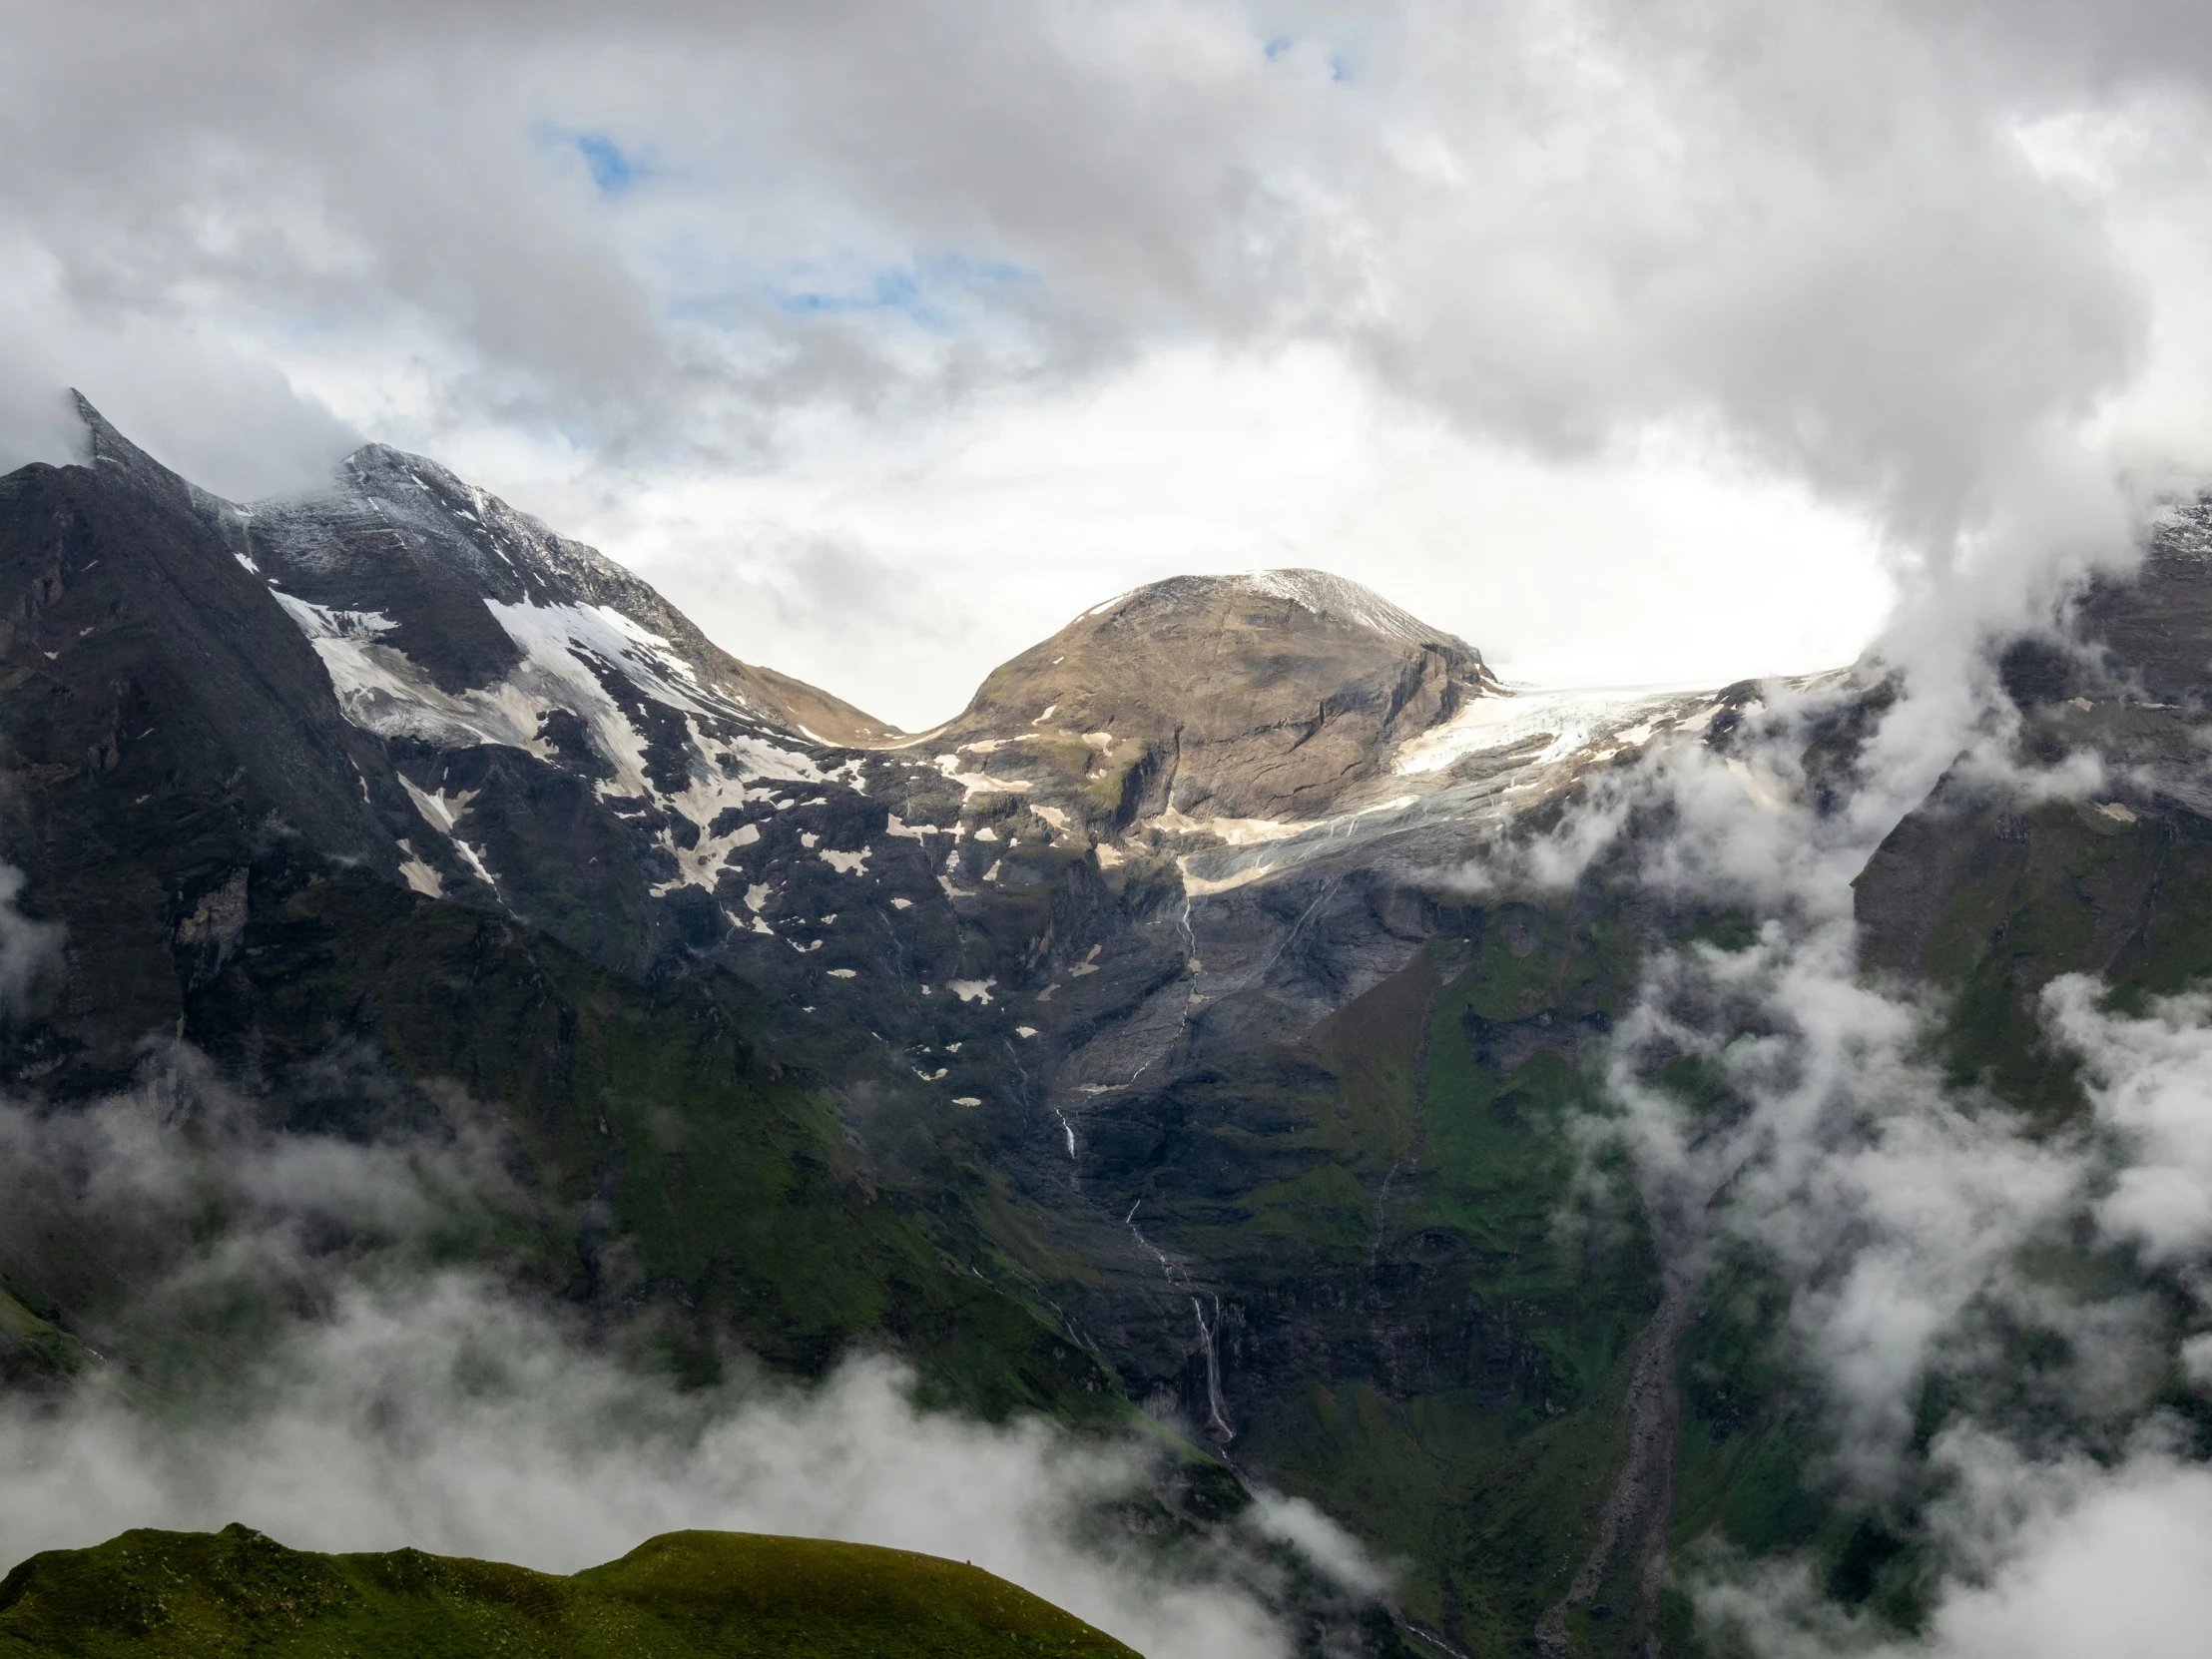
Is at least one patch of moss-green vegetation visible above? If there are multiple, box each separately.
[1897,805,2212,1121]
[0,1281,88,1383]
[144,874,1114,1422]
[1670,1260,1829,1561]
[1123,912,1664,1650]
[1665,1250,1944,1656]
[0,1523,1140,1658]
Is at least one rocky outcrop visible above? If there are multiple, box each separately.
[930,569,1502,826]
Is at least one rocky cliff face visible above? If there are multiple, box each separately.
[933,568,1501,824]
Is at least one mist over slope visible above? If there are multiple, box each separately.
[4,400,2212,1657]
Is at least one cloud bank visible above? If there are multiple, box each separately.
[0,1283,1332,1659]
[8,0,2212,717]
[0,1064,1382,1659]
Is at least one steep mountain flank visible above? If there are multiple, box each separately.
[0,404,1116,1422]
[1859,499,2212,1100]
[0,399,456,1086]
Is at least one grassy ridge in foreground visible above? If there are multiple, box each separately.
[0,1524,1141,1658]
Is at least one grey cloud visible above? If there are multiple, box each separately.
[0,865,61,1023]
[1,0,2201,561]
[630,528,988,727]
[1691,1427,2212,1659]
[0,1043,530,1363]
[2043,974,2212,1274]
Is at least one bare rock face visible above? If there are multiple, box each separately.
[933,570,1501,825]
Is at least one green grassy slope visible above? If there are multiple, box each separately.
[1070,900,1667,1653]
[1107,884,1933,1656]
[3,870,1116,1425]
[0,1524,1140,1658]
[1280,921,1660,1653]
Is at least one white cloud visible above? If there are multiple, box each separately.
[9,0,2212,717]
[2044,974,2212,1270]
[0,1279,1318,1659]
[537,345,1894,726]
[0,1069,1387,1659]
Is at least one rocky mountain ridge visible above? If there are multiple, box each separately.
[14,398,2212,1656]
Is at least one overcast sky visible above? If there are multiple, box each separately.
[8,0,2212,728]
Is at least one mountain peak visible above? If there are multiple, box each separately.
[938,566,1497,821]
[236,443,900,747]
[1093,568,1479,657]
[66,391,207,509]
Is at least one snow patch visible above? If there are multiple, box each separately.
[1238,569,1450,647]
[272,591,397,643]
[274,588,829,902]
[1392,684,1716,777]
[394,839,443,897]
[1149,807,1303,845]
[947,979,996,1004]
[933,754,1031,799]
[1180,858,1282,897]
[399,776,477,832]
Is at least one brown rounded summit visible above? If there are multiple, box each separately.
[937,569,1498,823]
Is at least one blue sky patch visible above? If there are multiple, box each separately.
[1262,30,1355,82]
[534,125,654,198]
[575,133,638,196]
[759,255,1039,331]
